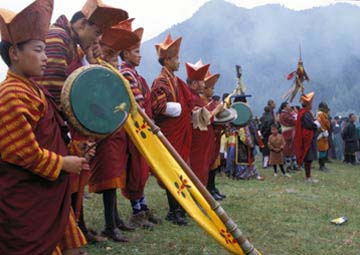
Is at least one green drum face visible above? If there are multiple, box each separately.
[62,65,130,138]
[231,102,253,127]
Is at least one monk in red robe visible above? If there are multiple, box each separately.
[118,19,161,228]
[38,0,129,246]
[186,60,223,186]
[202,71,226,200]
[151,33,192,226]
[86,23,140,242]
[0,1,86,254]
[295,92,321,183]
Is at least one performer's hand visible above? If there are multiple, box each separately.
[212,102,224,116]
[62,156,87,175]
[86,40,103,64]
[84,140,97,161]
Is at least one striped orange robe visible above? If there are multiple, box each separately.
[0,71,71,255]
[35,15,87,251]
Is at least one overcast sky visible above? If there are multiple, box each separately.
[1,0,359,78]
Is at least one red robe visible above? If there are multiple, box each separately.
[206,100,223,170]
[0,71,71,255]
[295,108,314,165]
[120,62,151,200]
[189,92,213,185]
[151,67,193,162]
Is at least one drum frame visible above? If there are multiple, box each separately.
[230,102,253,127]
[61,65,130,138]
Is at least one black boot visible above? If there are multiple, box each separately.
[165,190,187,226]
[114,203,135,231]
[351,155,357,165]
[101,189,128,242]
[319,158,330,172]
[207,170,222,200]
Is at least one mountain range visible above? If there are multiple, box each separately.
[138,0,360,117]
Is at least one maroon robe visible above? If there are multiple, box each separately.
[189,92,213,185]
[279,110,296,156]
[120,62,152,200]
[151,68,193,162]
[0,88,71,255]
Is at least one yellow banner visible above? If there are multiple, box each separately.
[124,113,245,255]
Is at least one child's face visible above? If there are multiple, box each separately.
[11,40,47,77]
[271,127,278,135]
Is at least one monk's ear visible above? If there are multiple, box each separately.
[9,45,20,63]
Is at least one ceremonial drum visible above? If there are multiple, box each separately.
[61,65,131,138]
[231,102,253,127]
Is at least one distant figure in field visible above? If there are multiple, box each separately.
[259,99,276,168]
[331,116,344,161]
[279,101,298,172]
[316,102,331,172]
[268,124,290,178]
[295,92,320,183]
[342,113,359,165]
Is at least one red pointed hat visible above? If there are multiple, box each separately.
[155,33,182,59]
[300,91,315,103]
[0,0,53,44]
[81,0,128,30]
[185,60,210,81]
[100,26,140,51]
[204,70,220,88]
[111,18,144,50]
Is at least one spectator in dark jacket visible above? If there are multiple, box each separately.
[342,113,359,165]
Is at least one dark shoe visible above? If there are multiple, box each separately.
[129,211,154,230]
[101,228,128,242]
[85,229,107,243]
[319,166,330,172]
[165,210,187,226]
[145,209,162,224]
[117,218,136,231]
[210,190,223,201]
[214,188,226,199]
[173,209,188,226]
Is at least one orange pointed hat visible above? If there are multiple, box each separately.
[0,0,53,44]
[101,19,141,51]
[81,0,128,30]
[111,18,144,50]
[300,91,315,103]
[185,60,210,81]
[204,70,220,88]
[155,33,182,59]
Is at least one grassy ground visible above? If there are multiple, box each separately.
[83,161,360,255]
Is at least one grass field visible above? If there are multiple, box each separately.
[83,160,360,255]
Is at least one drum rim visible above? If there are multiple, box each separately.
[230,102,253,127]
[61,64,130,138]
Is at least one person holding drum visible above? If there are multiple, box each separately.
[202,71,228,201]
[117,19,162,229]
[84,23,142,242]
[36,0,129,248]
[151,33,193,226]
[225,95,264,181]
[0,1,89,254]
[186,60,224,187]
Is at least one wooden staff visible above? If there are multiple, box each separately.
[75,162,90,222]
[136,106,261,255]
